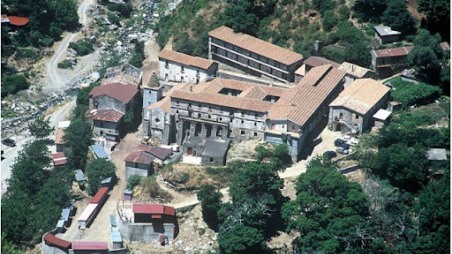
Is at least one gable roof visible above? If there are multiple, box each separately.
[329,78,390,115]
[132,204,175,216]
[202,138,230,157]
[124,150,155,165]
[268,65,346,125]
[159,50,216,70]
[90,145,109,159]
[338,62,373,78]
[209,26,303,65]
[135,144,172,160]
[89,83,138,103]
[90,187,109,204]
[372,46,413,58]
[88,108,124,122]
[303,56,339,68]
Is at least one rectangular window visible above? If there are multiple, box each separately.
[254,132,258,137]
[181,66,185,73]
[355,114,359,119]
[210,157,214,163]
[241,120,244,124]
[241,130,245,136]
[165,61,169,68]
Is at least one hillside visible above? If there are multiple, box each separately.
[155,0,400,68]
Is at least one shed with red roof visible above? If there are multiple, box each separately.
[90,187,109,206]
[43,232,71,252]
[71,241,108,254]
[132,204,176,223]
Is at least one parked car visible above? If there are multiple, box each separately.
[323,151,337,160]
[336,146,349,155]
[334,138,346,147]
[342,143,351,150]
[2,138,16,147]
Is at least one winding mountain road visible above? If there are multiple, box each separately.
[45,0,95,92]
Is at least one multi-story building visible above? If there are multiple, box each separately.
[146,64,346,161]
[103,64,143,87]
[158,50,218,84]
[208,26,304,83]
[338,61,374,86]
[329,78,391,134]
[371,46,413,77]
[88,83,141,141]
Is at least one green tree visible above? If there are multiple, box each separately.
[381,0,417,36]
[222,0,259,35]
[64,118,92,169]
[283,159,377,253]
[322,10,338,32]
[1,190,34,244]
[417,0,450,40]
[1,73,30,98]
[408,29,443,83]
[86,158,116,195]
[197,184,223,230]
[218,224,269,254]
[1,233,24,253]
[127,175,141,190]
[29,115,53,140]
[353,0,387,22]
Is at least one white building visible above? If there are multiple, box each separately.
[158,50,218,84]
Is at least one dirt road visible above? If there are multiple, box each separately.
[44,0,96,92]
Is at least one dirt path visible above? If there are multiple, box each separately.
[44,0,96,92]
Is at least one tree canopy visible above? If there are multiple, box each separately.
[381,0,417,37]
[197,184,223,231]
[283,159,378,253]
[86,158,116,195]
[418,0,450,40]
[63,118,92,169]
[29,115,53,140]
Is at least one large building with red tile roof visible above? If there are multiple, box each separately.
[146,64,345,160]
[329,78,391,134]
[208,26,304,83]
[158,50,218,84]
[88,83,140,141]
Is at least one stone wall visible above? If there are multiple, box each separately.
[125,164,151,180]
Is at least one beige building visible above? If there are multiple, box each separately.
[158,50,218,84]
[208,26,304,83]
[146,64,346,161]
[329,78,391,134]
[338,61,375,86]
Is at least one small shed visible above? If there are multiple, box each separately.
[201,138,231,165]
[427,148,447,161]
[56,219,65,233]
[123,189,133,201]
[111,230,123,249]
[74,169,87,185]
[78,203,98,229]
[373,109,392,128]
[61,208,71,227]
[374,25,400,44]
[90,144,109,159]
[90,187,109,207]
[71,241,108,254]
[101,176,113,189]
[52,152,67,167]
[43,233,71,252]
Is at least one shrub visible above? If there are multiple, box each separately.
[57,60,74,69]
[141,176,160,197]
[69,39,94,56]
[127,175,141,190]
[389,77,441,107]
[15,47,39,60]
[1,73,30,98]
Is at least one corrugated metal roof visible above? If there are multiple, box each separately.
[90,144,109,159]
[90,187,109,204]
[132,204,175,216]
[58,121,71,129]
[372,46,413,58]
[61,208,71,221]
[78,204,98,221]
[374,25,400,37]
[88,108,124,122]
[43,233,71,249]
[74,169,86,182]
[135,144,172,161]
[72,241,108,250]
[124,150,155,164]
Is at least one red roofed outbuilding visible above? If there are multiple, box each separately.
[43,232,71,253]
[132,204,176,223]
[71,241,108,253]
[90,187,109,206]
